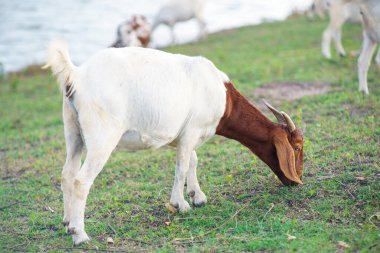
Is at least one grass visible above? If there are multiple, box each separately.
[0,16,379,252]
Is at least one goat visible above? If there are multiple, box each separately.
[355,0,380,94]
[151,0,207,43]
[111,15,151,48]
[321,0,362,59]
[44,40,304,245]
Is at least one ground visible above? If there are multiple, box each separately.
[0,16,379,252]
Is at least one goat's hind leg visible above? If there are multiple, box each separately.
[61,100,83,229]
[68,127,123,245]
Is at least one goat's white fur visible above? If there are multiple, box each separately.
[152,0,206,43]
[44,40,228,245]
[355,0,380,94]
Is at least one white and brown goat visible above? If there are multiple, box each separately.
[111,15,151,48]
[44,40,304,245]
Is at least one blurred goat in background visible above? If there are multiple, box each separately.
[355,0,380,95]
[321,0,362,59]
[151,0,207,43]
[111,15,151,48]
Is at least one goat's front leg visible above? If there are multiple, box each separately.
[170,145,192,212]
[358,32,376,95]
[186,151,207,207]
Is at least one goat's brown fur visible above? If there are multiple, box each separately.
[216,82,304,185]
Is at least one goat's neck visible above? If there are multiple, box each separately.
[216,82,277,156]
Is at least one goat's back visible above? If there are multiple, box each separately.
[73,47,228,149]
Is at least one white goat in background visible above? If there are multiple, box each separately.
[151,0,207,43]
[355,0,380,95]
[321,0,362,59]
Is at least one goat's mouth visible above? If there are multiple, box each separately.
[278,175,303,186]
[269,167,302,186]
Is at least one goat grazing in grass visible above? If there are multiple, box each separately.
[44,40,304,245]
[151,0,207,43]
[111,15,151,48]
[355,0,380,95]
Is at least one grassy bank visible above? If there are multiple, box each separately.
[0,16,379,252]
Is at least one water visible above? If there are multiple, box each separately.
[0,0,312,73]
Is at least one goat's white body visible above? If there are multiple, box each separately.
[152,0,206,43]
[356,0,380,94]
[45,42,227,245]
[75,47,226,150]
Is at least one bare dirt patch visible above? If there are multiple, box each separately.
[253,82,331,102]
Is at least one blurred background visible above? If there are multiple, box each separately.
[0,0,312,73]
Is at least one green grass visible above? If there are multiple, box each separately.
[1,16,379,252]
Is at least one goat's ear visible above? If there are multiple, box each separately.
[273,135,303,185]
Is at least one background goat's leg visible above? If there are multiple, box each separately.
[333,29,346,56]
[358,32,376,95]
[375,46,380,72]
[322,13,346,59]
[196,16,207,39]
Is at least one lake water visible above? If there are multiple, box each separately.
[0,0,312,73]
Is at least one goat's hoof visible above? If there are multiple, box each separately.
[322,52,331,60]
[62,220,70,227]
[359,88,369,96]
[179,201,191,212]
[339,53,346,57]
[188,190,195,198]
[72,233,90,246]
[170,200,191,212]
[189,191,207,207]
[67,227,76,235]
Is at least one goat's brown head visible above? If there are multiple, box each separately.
[264,101,304,186]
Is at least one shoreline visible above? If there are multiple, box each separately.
[1,13,310,77]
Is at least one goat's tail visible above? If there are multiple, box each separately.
[43,39,78,96]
